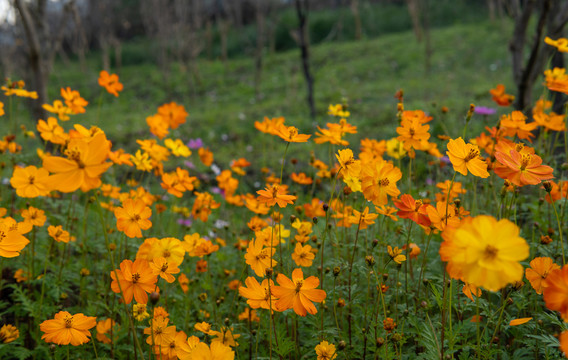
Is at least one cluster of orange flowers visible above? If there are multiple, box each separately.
[3,35,568,358]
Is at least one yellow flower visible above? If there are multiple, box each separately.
[40,311,96,346]
[439,215,529,291]
[315,340,337,360]
[387,245,406,264]
[42,100,72,121]
[165,138,191,157]
[131,150,152,172]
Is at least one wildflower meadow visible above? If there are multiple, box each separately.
[2,10,568,360]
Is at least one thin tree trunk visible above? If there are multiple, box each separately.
[295,0,315,119]
[254,0,265,99]
[351,0,362,40]
[14,0,48,122]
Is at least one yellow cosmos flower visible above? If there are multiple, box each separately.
[439,215,529,291]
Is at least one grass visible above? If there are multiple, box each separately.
[47,19,515,165]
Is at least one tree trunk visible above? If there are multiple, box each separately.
[14,0,48,123]
[351,0,362,40]
[295,0,315,119]
[254,0,265,99]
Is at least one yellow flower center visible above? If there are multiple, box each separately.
[409,128,415,136]
[160,263,169,272]
[132,273,141,283]
[378,178,390,187]
[64,315,73,328]
[295,280,303,294]
[520,154,531,171]
[484,245,499,260]
[28,176,35,185]
[163,250,171,258]
[463,148,480,162]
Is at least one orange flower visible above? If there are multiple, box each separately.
[150,257,180,283]
[98,70,123,97]
[360,158,402,206]
[348,206,378,230]
[533,111,566,132]
[42,132,112,192]
[144,316,176,347]
[291,242,316,267]
[254,116,285,135]
[291,172,313,185]
[194,322,213,334]
[396,116,430,152]
[40,311,97,346]
[462,283,482,302]
[238,308,260,322]
[526,257,560,295]
[544,67,568,94]
[375,205,398,221]
[109,148,133,166]
[42,100,72,121]
[239,277,278,310]
[545,37,568,52]
[489,84,515,106]
[61,87,88,114]
[157,102,188,129]
[114,198,152,238]
[543,265,568,320]
[244,239,277,277]
[402,243,421,259]
[10,165,51,198]
[196,259,208,273]
[0,101,4,117]
[178,273,189,293]
[209,327,240,347]
[186,342,235,359]
[272,268,326,316]
[198,147,214,166]
[544,180,568,203]
[161,168,196,198]
[256,184,296,208]
[394,194,431,227]
[0,219,29,258]
[37,117,67,144]
[494,146,553,187]
[303,198,326,218]
[336,148,361,178]
[47,225,70,243]
[446,137,489,178]
[21,206,46,227]
[192,192,221,222]
[96,318,118,344]
[276,125,311,143]
[110,259,157,304]
[499,111,537,141]
[426,201,461,232]
[0,324,19,343]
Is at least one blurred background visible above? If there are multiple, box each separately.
[1,0,566,158]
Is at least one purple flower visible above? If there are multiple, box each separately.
[474,106,496,116]
[184,160,196,169]
[178,217,193,227]
[187,138,204,149]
